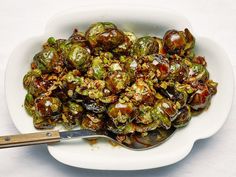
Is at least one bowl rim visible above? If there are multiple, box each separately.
[4,5,235,170]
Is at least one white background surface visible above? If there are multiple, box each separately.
[0,0,235,176]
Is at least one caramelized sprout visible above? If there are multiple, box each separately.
[163,28,195,56]
[32,48,59,73]
[66,44,91,70]
[173,105,191,128]
[132,36,159,57]
[85,22,125,50]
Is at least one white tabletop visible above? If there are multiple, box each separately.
[0,0,235,176]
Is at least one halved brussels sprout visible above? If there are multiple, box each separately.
[163,30,186,55]
[135,120,162,133]
[61,104,82,130]
[163,28,195,56]
[192,56,207,66]
[206,80,218,95]
[35,96,62,117]
[82,113,104,131]
[91,57,106,79]
[67,101,83,115]
[125,79,156,105]
[188,84,211,110]
[107,121,135,134]
[106,71,130,93]
[136,105,153,124]
[23,69,52,97]
[23,69,41,90]
[69,29,87,46]
[85,22,125,50]
[146,54,170,80]
[99,95,118,104]
[151,99,177,129]
[159,85,188,108]
[187,63,209,84]
[113,31,136,55]
[168,59,189,82]
[24,93,35,116]
[173,105,191,128]
[32,47,59,73]
[155,37,165,55]
[132,36,159,57]
[151,106,171,130]
[66,44,91,70]
[107,102,134,126]
[33,114,56,129]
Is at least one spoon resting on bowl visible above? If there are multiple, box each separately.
[0,127,176,150]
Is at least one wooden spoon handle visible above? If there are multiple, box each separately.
[0,131,60,149]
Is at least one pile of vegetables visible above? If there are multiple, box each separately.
[23,22,217,143]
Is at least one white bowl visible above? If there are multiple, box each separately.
[5,6,234,170]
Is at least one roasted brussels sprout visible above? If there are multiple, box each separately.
[168,59,189,82]
[107,102,134,126]
[35,96,62,117]
[132,36,159,57]
[136,105,153,124]
[61,102,83,130]
[159,85,188,108]
[187,63,209,84]
[33,115,56,129]
[85,22,125,50]
[173,105,191,128]
[151,104,171,129]
[69,29,87,47]
[82,113,104,131]
[163,28,195,56]
[155,37,165,55]
[99,95,118,104]
[32,47,59,73]
[113,31,136,55]
[106,71,130,93]
[206,80,218,95]
[66,44,91,70]
[67,101,83,115]
[23,69,57,97]
[23,69,41,90]
[146,54,170,80]
[24,93,35,116]
[32,96,62,129]
[107,121,135,134]
[151,99,177,129]
[125,79,156,105]
[192,56,207,66]
[75,77,105,99]
[91,57,106,79]
[188,84,211,110]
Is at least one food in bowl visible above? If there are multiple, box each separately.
[23,22,217,143]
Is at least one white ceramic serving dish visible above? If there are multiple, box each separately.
[5,6,234,170]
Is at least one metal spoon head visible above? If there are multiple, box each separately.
[60,127,176,150]
[104,127,176,150]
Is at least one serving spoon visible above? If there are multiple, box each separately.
[0,127,176,150]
